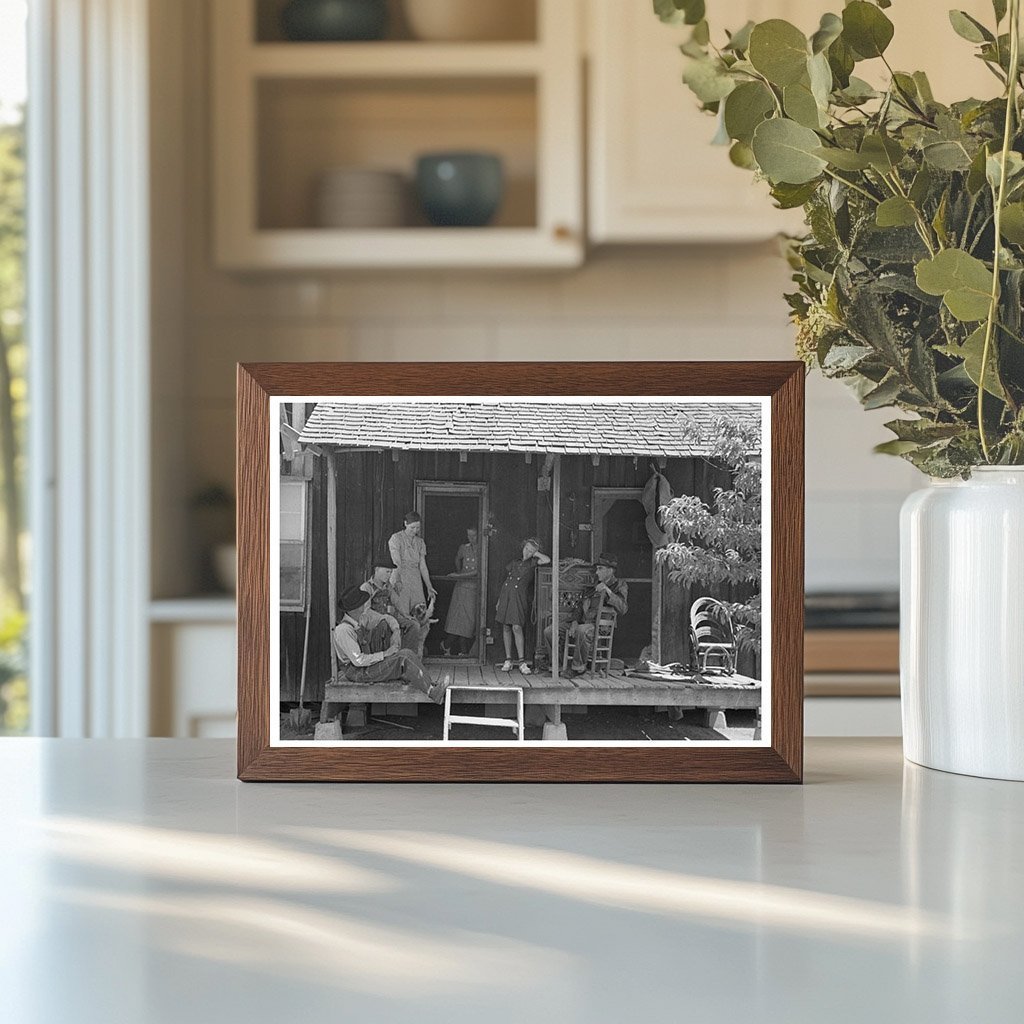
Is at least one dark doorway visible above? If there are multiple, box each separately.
[592,487,653,662]
[415,481,488,663]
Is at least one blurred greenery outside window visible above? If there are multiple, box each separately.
[0,0,28,734]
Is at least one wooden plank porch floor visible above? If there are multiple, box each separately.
[323,661,761,709]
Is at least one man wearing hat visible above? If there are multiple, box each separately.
[360,555,423,655]
[333,585,449,703]
[543,553,629,675]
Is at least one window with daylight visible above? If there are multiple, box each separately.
[0,0,27,735]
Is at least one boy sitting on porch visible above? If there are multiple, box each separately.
[360,555,424,654]
[543,553,629,676]
[333,585,449,704]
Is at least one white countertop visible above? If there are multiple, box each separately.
[0,738,1019,1023]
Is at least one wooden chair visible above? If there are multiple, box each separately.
[562,595,618,676]
[689,597,737,675]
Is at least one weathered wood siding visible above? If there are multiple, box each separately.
[280,449,752,702]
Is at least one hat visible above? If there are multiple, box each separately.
[340,585,370,613]
[371,553,394,570]
[596,553,618,570]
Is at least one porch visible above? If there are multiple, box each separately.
[323,661,761,717]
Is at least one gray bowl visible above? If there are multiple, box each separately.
[415,152,504,227]
[280,0,388,42]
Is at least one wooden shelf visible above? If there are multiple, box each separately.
[249,42,544,78]
[217,226,579,270]
[805,629,899,675]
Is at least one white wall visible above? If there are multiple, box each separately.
[154,0,920,599]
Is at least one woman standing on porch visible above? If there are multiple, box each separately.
[442,525,479,657]
[495,537,550,674]
[388,511,436,624]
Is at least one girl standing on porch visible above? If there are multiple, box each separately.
[388,512,436,656]
[495,537,550,674]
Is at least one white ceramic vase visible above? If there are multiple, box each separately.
[900,467,1024,780]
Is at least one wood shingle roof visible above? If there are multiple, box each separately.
[298,400,761,456]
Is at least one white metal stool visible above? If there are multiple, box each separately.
[443,686,525,741]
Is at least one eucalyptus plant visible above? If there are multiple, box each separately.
[657,0,1024,475]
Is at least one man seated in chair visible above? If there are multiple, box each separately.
[543,553,629,676]
[333,585,449,704]
[360,554,424,655]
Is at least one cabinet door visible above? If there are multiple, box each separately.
[588,0,1000,245]
[587,0,808,242]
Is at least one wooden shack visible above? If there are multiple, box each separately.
[280,400,760,705]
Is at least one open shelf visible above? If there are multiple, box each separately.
[212,0,581,268]
[257,77,538,231]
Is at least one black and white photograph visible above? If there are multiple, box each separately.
[271,396,769,745]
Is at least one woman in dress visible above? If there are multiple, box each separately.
[388,511,436,656]
[442,526,479,657]
[494,536,550,674]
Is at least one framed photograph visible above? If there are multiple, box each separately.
[237,362,804,782]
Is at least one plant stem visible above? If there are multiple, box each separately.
[822,167,881,205]
[978,0,1021,462]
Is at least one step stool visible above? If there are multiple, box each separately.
[443,686,524,742]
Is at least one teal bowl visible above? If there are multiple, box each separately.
[415,153,505,228]
[281,0,388,42]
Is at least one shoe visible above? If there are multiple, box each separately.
[519,663,532,675]
[427,672,452,705]
[499,660,513,671]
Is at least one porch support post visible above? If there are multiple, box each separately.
[551,454,560,683]
[327,452,338,683]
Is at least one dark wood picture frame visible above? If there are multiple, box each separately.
[237,362,804,782]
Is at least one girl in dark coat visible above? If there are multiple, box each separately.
[495,537,551,673]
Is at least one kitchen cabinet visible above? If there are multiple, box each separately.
[586,0,998,244]
[211,0,583,269]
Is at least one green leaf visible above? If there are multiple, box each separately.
[986,150,1024,191]
[860,133,904,173]
[682,57,736,104]
[915,249,994,322]
[837,76,879,104]
[967,144,991,194]
[827,36,855,88]
[874,439,922,455]
[691,19,710,45]
[751,118,828,184]
[940,325,1006,398]
[810,12,843,54]
[748,20,809,87]
[842,1,895,59]
[876,196,918,228]
[1000,203,1024,244]
[784,80,824,129]
[724,20,755,53]
[770,180,820,209]
[909,164,933,205]
[807,51,833,109]
[913,71,935,104]
[653,0,705,26]
[993,0,1008,24]
[723,81,775,144]
[862,374,903,409]
[814,146,872,170]
[922,140,972,171]
[948,10,994,44]
[729,140,757,169]
[884,418,963,443]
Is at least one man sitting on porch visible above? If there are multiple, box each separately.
[333,585,449,704]
[543,553,629,676]
[360,555,423,654]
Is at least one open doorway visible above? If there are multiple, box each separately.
[592,487,654,663]
[415,480,488,664]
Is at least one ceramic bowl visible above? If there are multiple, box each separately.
[281,0,388,42]
[415,152,504,227]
